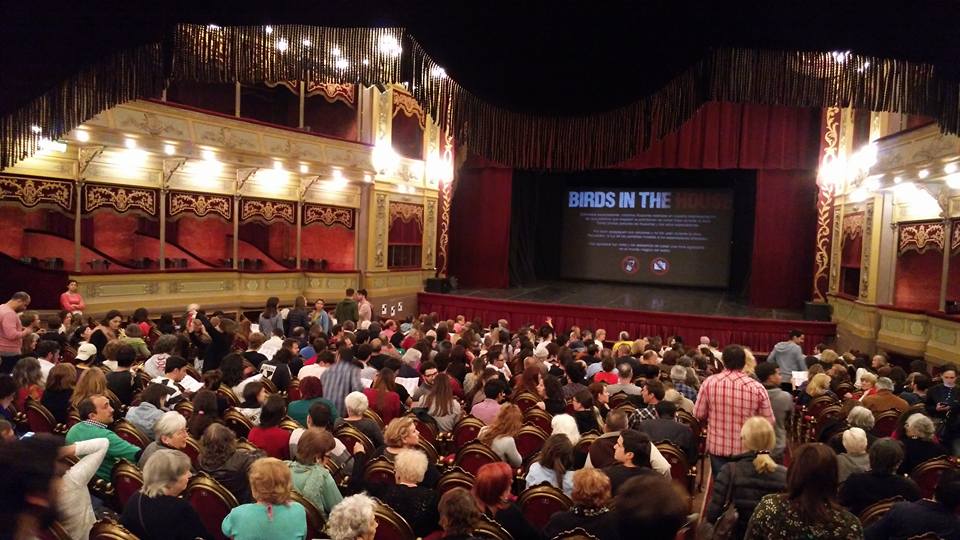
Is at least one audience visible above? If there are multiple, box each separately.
[125,383,175,440]
[187,389,222,439]
[865,469,960,540]
[473,462,539,540]
[435,488,481,540]
[221,457,307,540]
[377,448,440,537]
[285,428,343,517]
[418,372,462,432]
[120,449,208,540]
[478,403,523,467]
[199,423,264,503]
[836,427,870,483]
[898,412,948,474]
[603,429,656,494]
[65,394,142,481]
[41,362,76,423]
[336,391,386,448]
[325,493,377,540]
[615,474,689,540]
[544,468,617,539]
[288,376,338,427]
[525,433,575,495]
[248,394,292,459]
[138,410,191,468]
[635,400,697,463]
[363,368,404,424]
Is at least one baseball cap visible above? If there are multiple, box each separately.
[75,342,97,362]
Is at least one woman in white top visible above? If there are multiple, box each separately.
[417,373,462,432]
[525,434,575,496]
[59,437,110,540]
[478,403,523,468]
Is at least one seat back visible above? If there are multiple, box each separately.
[550,527,600,540]
[910,456,958,499]
[858,496,904,527]
[473,513,514,540]
[515,425,548,457]
[805,395,838,418]
[174,400,194,420]
[455,440,501,476]
[416,437,440,464]
[223,408,254,439]
[655,441,696,498]
[185,473,239,540]
[279,416,301,431]
[334,423,375,455]
[182,436,202,469]
[25,399,65,434]
[517,484,573,529]
[452,415,486,450]
[111,460,143,509]
[260,377,279,394]
[112,419,149,448]
[409,413,438,446]
[289,489,326,540]
[363,456,397,486]
[89,518,140,540]
[523,407,553,433]
[608,392,631,409]
[364,408,386,430]
[217,385,241,407]
[871,409,901,437]
[575,433,598,456]
[437,466,476,495]
[515,392,541,413]
[372,496,415,540]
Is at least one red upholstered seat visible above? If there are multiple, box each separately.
[25,399,66,434]
[452,416,485,451]
[112,419,148,448]
[111,460,143,510]
[910,457,959,499]
[514,425,548,457]
[455,441,500,476]
[185,473,238,540]
[335,423,375,455]
[523,407,553,433]
[518,484,572,529]
[871,409,900,437]
[364,456,397,486]
[373,497,415,540]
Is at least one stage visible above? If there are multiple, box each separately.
[455,280,804,320]
[418,281,836,354]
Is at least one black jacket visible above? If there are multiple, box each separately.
[706,453,787,540]
[637,417,697,463]
[838,470,922,515]
[865,499,960,540]
[285,308,311,336]
[196,312,231,371]
[544,507,619,540]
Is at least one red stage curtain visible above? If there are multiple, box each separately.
[418,292,835,354]
[749,170,819,309]
[388,217,423,244]
[448,167,513,288]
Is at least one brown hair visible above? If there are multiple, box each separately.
[249,457,293,504]
[787,443,840,522]
[71,368,107,408]
[571,468,611,508]
[423,372,455,416]
[295,428,335,466]
[538,434,574,489]
[479,404,522,445]
[199,423,237,469]
[45,363,77,392]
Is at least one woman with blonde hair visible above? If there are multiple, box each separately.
[363,415,441,487]
[799,373,836,406]
[478,403,523,467]
[119,449,207,540]
[705,416,787,539]
[222,457,307,540]
[544,468,618,539]
[858,372,878,400]
[70,367,107,409]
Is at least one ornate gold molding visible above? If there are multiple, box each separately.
[0,175,74,211]
[812,106,840,303]
[898,222,945,254]
[859,201,874,300]
[374,192,387,268]
[389,201,423,225]
[83,183,156,215]
[392,90,426,129]
[240,198,295,223]
[424,198,436,267]
[842,213,865,240]
[305,82,356,106]
[952,221,960,253]
[437,173,453,275]
[303,203,354,229]
[168,191,232,220]
[829,204,843,294]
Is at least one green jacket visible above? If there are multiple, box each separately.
[333,298,359,324]
[65,421,141,481]
[286,461,343,517]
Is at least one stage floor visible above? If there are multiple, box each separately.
[455,280,804,321]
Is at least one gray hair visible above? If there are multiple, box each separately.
[669,365,687,383]
[153,334,178,354]
[875,377,895,391]
[325,493,377,540]
[344,391,369,416]
[906,413,936,440]
[394,449,428,484]
[141,449,190,497]
[551,413,581,445]
[846,406,875,431]
[401,348,421,366]
[154,410,186,442]
[842,427,868,455]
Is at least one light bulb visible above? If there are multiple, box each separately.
[299,164,309,174]
[945,162,959,174]
[918,169,929,179]
[164,144,175,156]
[30,125,41,133]
[276,38,288,52]
[331,47,341,57]
[125,138,137,149]
[273,160,284,170]
[946,173,960,189]
[265,26,273,34]
[201,149,215,161]
[302,39,312,47]
[335,58,349,70]
[75,130,90,142]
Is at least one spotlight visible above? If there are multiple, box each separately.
[125,138,137,149]
[75,130,90,142]
[918,169,929,179]
[299,164,309,174]
[276,38,289,52]
[164,144,176,156]
[893,176,902,184]
[201,149,216,161]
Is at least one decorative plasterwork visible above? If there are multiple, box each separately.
[828,204,843,294]
[389,201,423,226]
[424,198,436,267]
[374,193,387,268]
[812,107,840,303]
[859,201,874,300]
[168,191,232,220]
[83,183,157,215]
[305,82,356,106]
[842,212,865,240]
[240,198,296,223]
[303,203,354,229]
[952,221,960,253]
[392,90,426,129]
[0,175,74,211]
[898,222,945,255]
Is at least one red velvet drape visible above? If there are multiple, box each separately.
[388,216,423,244]
[448,167,513,288]
[748,170,819,309]
[450,102,821,308]
[895,250,943,310]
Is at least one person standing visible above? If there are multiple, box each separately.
[756,362,792,461]
[59,280,86,314]
[356,289,373,330]
[334,288,359,325]
[0,292,34,374]
[765,330,806,387]
[694,345,775,477]
[309,298,331,335]
[320,346,362,415]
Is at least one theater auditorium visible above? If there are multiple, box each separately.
[2,3,960,540]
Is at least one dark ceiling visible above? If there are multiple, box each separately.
[3,0,959,117]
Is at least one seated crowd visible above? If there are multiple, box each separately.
[1,288,960,540]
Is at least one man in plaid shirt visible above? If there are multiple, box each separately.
[693,345,775,476]
[629,379,665,428]
[320,345,362,414]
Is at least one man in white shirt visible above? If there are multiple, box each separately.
[35,340,60,385]
[357,288,373,330]
[150,356,201,402]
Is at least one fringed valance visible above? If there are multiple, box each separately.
[82,183,157,216]
[303,203,354,229]
[0,174,74,212]
[898,221,945,255]
[168,190,233,220]
[3,23,959,171]
[240,197,296,224]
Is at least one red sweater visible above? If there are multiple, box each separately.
[248,426,291,460]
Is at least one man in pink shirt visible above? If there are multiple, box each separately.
[471,379,506,425]
[0,292,35,373]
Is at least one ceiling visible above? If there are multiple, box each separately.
[3,0,959,117]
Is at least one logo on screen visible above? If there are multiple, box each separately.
[650,257,670,275]
[621,256,639,274]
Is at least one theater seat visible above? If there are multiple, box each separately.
[185,473,238,540]
[372,497,415,540]
[517,484,572,529]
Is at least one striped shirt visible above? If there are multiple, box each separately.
[320,360,362,414]
[693,369,775,457]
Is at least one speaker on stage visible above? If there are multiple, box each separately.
[425,277,453,293]
[803,301,832,321]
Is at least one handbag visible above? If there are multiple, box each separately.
[696,463,739,540]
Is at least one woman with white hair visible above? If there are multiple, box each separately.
[836,427,870,482]
[120,449,208,540]
[828,405,876,454]
[899,413,948,475]
[376,449,440,537]
[138,410,191,469]
[552,413,589,468]
[334,391,385,447]
[325,493,378,540]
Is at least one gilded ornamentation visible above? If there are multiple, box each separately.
[305,82,356,106]
[424,199,436,267]
[377,90,390,141]
[813,107,840,303]
[241,198,296,223]
[842,213,865,239]
[859,201,874,300]
[952,221,960,252]
[389,201,424,226]
[392,90,426,128]
[118,112,186,137]
[168,191,232,220]
[0,175,73,211]
[303,204,355,229]
[83,183,156,215]
[898,222,945,254]
[437,172,452,275]
[375,193,387,268]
